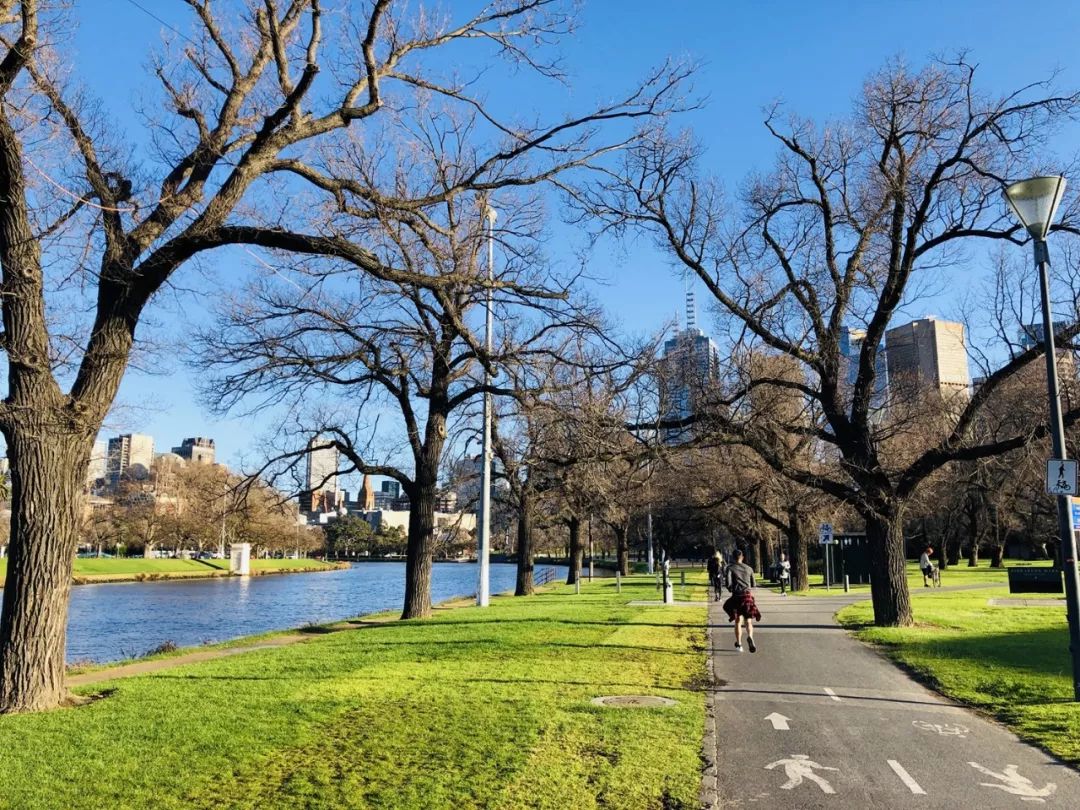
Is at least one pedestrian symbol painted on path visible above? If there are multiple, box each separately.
[765,754,839,794]
[969,762,1056,802]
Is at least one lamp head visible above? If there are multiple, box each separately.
[1003,175,1067,240]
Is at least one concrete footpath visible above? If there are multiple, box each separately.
[702,589,1080,809]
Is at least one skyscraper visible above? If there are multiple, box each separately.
[885,317,970,400]
[305,436,338,511]
[659,289,720,444]
[1018,321,1072,351]
[839,327,889,413]
[106,433,155,488]
[87,440,108,489]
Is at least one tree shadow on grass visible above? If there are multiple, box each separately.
[873,626,1075,705]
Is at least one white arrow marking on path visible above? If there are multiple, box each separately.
[968,762,1056,803]
[888,760,926,795]
[765,712,791,730]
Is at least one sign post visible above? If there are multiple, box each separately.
[819,523,834,589]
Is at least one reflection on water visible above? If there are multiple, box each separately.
[55,562,562,663]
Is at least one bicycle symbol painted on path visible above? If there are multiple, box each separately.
[912,719,970,738]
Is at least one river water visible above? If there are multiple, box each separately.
[62,562,562,664]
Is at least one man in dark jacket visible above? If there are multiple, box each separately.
[723,549,761,653]
[706,551,723,601]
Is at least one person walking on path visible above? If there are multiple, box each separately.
[920,546,935,587]
[777,551,790,596]
[723,549,761,653]
[707,550,723,601]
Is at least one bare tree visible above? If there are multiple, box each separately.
[198,179,612,617]
[0,0,689,711]
[580,57,1080,625]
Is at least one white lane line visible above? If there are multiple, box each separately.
[823,687,841,702]
[888,760,927,795]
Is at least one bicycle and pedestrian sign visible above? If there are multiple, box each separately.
[1047,459,1078,496]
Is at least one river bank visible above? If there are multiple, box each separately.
[0,573,709,809]
[0,557,346,588]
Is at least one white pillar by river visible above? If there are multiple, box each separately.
[229,543,251,576]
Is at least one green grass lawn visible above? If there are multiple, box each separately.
[0,557,338,581]
[837,587,1080,764]
[0,574,707,809]
[770,558,1058,597]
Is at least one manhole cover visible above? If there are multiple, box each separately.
[590,695,677,708]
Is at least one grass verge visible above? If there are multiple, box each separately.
[837,587,1080,764]
[0,574,707,809]
[768,558,1058,597]
[0,556,341,585]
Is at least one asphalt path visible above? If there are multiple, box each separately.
[702,588,1080,809]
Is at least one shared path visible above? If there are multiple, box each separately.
[702,589,1080,808]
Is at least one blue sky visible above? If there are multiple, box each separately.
[65,0,1080,468]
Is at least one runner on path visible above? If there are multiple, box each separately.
[722,549,761,653]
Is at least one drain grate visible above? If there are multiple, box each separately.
[590,695,677,708]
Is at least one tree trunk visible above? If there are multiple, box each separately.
[615,526,629,576]
[566,516,582,585]
[866,512,913,627]
[0,433,89,713]
[937,511,953,570]
[966,502,980,566]
[755,534,767,575]
[744,536,758,572]
[991,544,1004,568]
[402,458,439,620]
[787,508,809,592]
[514,491,535,597]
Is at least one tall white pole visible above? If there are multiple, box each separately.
[477,205,497,607]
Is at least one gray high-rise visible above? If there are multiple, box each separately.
[660,290,720,444]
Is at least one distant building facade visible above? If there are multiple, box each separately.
[839,327,889,414]
[304,436,339,513]
[374,480,401,510]
[659,290,720,444]
[87,440,108,489]
[884,318,970,400]
[172,437,216,465]
[1018,321,1072,351]
[106,433,154,488]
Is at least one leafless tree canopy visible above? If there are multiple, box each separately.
[574,57,1080,625]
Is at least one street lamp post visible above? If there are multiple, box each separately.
[477,205,497,607]
[1004,175,1080,701]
